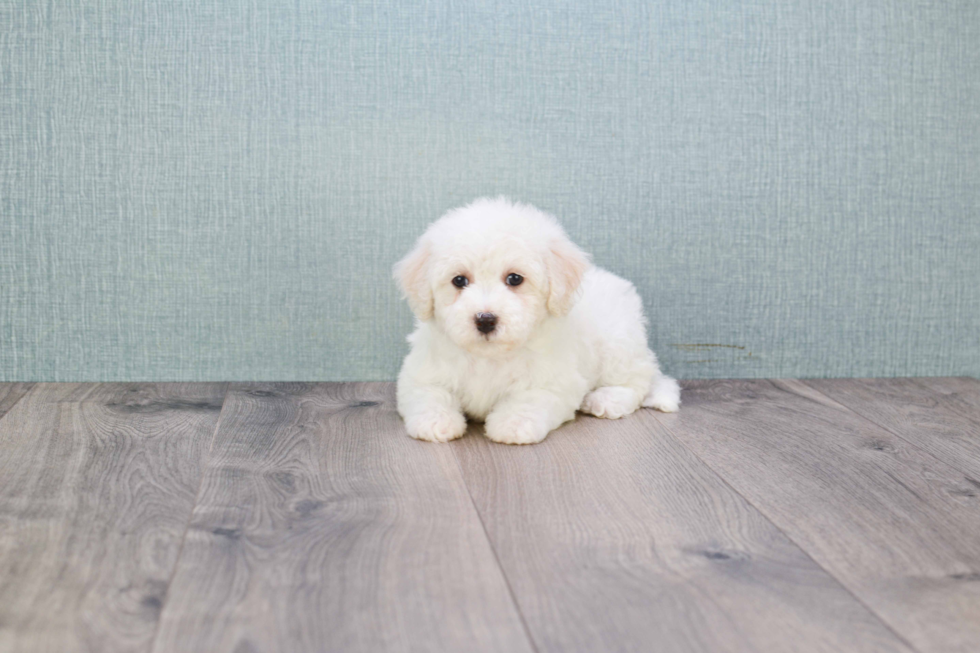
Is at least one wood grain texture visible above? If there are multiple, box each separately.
[658,379,980,653]
[804,377,980,480]
[452,411,913,653]
[152,383,533,653]
[0,382,33,420]
[0,383,227,653]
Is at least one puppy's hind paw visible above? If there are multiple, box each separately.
[642,375,681,413]
[405,410,467,443]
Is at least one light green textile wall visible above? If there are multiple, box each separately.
[1,1,978,381]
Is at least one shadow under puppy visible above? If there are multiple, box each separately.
[394,197,680,445]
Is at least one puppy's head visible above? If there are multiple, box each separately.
[394,197,590,354]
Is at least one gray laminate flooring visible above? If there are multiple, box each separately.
[0,379,978,653]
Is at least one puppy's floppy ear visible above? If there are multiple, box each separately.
[393,238,434,321]
[546,236,590,316]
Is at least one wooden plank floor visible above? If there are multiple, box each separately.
[0,379,977,653]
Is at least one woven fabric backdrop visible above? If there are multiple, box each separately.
[1,0,978,381]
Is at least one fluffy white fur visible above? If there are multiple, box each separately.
[394,197,680,445]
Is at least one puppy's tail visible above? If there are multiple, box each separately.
[642,373,680,413]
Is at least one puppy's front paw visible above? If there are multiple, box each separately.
[580,386,641,419]
[484,411,550,445]
[405,410,467,443]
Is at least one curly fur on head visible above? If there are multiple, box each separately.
[395,197,679,445]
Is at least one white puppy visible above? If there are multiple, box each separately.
[394,197,680,445]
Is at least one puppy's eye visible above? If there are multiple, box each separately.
[452,275,469,288]
[505,273,524,287]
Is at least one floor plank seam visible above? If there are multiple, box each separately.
[450,444,542,653]
[0,382,35,422]
[648,408,925,653]
[147,382,232,653]
[798,379,980,480]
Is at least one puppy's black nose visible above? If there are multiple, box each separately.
[474,312,498,334]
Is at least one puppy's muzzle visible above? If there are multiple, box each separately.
[474,312,498,334]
